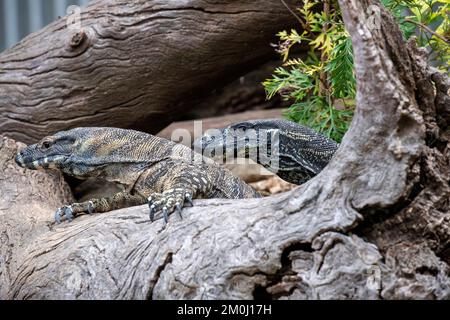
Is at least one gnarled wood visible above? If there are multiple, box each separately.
[0,137,73,299]
[0,0,297,144]
[0,0,449,299]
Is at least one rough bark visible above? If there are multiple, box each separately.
[1,0,449,300]
[0,137,74,299]
[0,0,297,144]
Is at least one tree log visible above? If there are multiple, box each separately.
[1,0,450,299]
[0,137,74,299]
[0,0,297,144]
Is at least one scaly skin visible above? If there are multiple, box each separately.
[15,127,260,223]
[194,119,339,185]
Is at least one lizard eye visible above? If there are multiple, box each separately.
[41,141,52,149]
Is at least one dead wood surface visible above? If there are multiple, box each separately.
[0,137,73,299]
[0,0,449,300]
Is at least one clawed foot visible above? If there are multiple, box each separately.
[54,201,95,223]
[148,188,194,223]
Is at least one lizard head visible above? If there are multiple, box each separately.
[193,119,340,182]
[15,127,138,180]
[15,131,77,171]
[193,119,284,164]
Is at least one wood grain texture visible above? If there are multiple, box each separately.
[0,0,449,299]
[0,0,297,144]
[0,137,74,299]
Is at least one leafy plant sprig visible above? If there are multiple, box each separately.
[265,0,450,142]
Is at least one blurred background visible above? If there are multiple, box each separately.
[0,0,90,52]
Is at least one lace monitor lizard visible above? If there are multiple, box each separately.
[15,127,260,223]
[15,120,338,223]
[194,119,339,185]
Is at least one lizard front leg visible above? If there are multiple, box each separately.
[146,166,212,223]
[55,192,147,223]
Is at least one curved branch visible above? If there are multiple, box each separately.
[1,0,449,300]
[404,18,450,45]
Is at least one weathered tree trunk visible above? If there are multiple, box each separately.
[1,0,449,299]
[0,137,74,299]
[0,0,297,144]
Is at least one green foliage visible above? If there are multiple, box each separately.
[285,97,354,142]
[263,0,354,142]
[325,36,355,99]
[383,0,450,72]
[383,0,419,37]
[264,0,450,143]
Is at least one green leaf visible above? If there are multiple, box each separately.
[325,36,356,99]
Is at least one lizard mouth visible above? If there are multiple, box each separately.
[194,128,261,161]
[194,129,232,160]
[15,153,68,170]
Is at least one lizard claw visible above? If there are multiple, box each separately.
[149,204,156,222]
[55,208,63,224]
[185,193,194,207]
[162,207,169,224]
[53,200,98,223]
[175,203,183,219]
[146,189,193,223]
[65,206,74,222]
[54,205,74,223]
